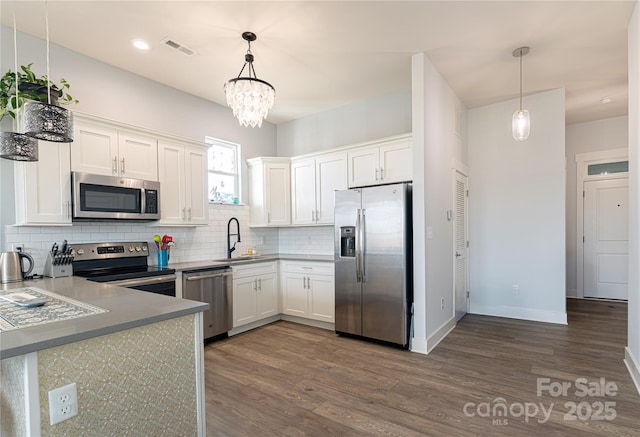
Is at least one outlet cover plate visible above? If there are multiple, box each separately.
[48,382,78,425]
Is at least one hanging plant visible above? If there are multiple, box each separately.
[0,63,78,122]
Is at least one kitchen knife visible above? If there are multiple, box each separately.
[51,242,58,256]
[60,240,68,255]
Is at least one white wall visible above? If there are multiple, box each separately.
[625,0,640,394]
[411,53,467,353]
[276,89,412,157]
[0,27,276,157]
[468,89,567,324]
[0,27,279,260]
[565,116,628,297]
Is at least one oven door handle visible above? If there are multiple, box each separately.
[107,274,177,288]
[185,271,232,281]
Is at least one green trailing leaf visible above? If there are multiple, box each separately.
[0,63,78,122]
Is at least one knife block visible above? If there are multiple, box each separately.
[43,253,74,278]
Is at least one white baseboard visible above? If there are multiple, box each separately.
[279,314,334,331]
[426,316,457,353]
[624,347,640,396]
[410,337,428,354]
[470,304,567,325]
[410,317,456,355]
[228,315,281,336]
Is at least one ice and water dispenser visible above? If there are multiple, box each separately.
[340,226,356,258]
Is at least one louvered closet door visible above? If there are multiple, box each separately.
[454,171,469,321]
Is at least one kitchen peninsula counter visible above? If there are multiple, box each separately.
[0,276,208,359]
[1,276,208,436]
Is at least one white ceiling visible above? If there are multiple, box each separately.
[1,1,635,126]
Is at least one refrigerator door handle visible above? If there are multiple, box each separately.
[361,209,366,283]
[355,209,362,282]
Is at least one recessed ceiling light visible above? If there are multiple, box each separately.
[131,39,150,51]
[600,96,613,104]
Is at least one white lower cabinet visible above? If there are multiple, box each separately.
[232,262,278,328]
[281,261,334,323]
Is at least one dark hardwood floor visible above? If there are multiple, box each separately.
[204,299,640,436]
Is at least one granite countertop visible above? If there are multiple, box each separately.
[170,253,334,272]
[0,277,208,359]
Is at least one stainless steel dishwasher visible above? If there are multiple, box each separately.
[182,267,233,340]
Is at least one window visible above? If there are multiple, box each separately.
[587,160,628,176]
[206,137,241,204]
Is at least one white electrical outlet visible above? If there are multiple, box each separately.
[441,298,445,310]
[48,382,78,425]
[512,285,520,295]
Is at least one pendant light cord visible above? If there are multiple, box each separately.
[45,0,51,105]
[519,51,523,111]
[12,1,19,118]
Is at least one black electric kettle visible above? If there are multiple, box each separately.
[0,251,35,283]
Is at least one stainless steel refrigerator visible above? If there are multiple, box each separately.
[334,183,412,347]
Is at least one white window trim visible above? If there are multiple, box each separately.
[205,137,241,205]
[575,148,628,298]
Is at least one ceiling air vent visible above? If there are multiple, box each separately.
[161,37,196,56]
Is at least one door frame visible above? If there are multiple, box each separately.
[452,158,469,318]
[576,148,628,298]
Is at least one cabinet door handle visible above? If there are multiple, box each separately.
[380,168,384,180]
[120,157,126,174]
[66,201,71,219]
[253,279,257,291]
[258,278,262,290]
[112,156,118,174]
[267,212,270,223]
[188,207,192,221]
[312,210,315,222]
[316,210,319,221]
[303,276,307,289]
[182,208,186,220]
[307,276,311,290]
[375,168,379,181]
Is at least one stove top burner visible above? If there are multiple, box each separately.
[75,266,175,283]
[72,241,174,283]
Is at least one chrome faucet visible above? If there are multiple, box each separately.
[227,217,241,259]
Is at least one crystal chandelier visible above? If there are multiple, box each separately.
[23,0,74,143]
[224,32,275,128]
[512,46,530,141]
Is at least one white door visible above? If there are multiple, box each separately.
[71,122,118,176]
[454,171,469,320]
[584,178,629,299]
[157,141,185,224]
[185,146,208,225]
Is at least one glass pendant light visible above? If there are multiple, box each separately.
[224,32,276,128]
[23,0,74,143]
[512,47,530,141]
[1,1,38,162]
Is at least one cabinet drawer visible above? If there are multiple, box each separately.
[281,261,334,275]
[232,261,277,278]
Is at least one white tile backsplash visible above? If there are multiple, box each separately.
[3,204,280,274]
[3,206,336,274]
[278,226,334,255]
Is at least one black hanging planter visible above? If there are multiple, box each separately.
[18,82,60,105]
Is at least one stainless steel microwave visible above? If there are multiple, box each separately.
[71,172,160,221]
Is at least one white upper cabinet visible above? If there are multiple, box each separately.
[157,140,208,226]
[347,135,412,188]
[291,152,347,226]
[71,120,158,181]
[14,140,72,225]
[248,157,291,227]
